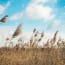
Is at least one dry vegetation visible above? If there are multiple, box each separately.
[0,17,65,65]
[0,48,65,65]
[0,28,65,65]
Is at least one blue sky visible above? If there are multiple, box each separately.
[0,0,65,31]
[0,0,65,32]
[0,0,65,46]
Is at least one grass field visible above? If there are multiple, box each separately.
[0,48,65,65]
[0,27,65,65]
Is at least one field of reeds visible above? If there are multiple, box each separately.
[0,48,65,65]
[0,28,65,65]
[0,17,65,65]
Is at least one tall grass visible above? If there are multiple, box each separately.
[4,28,65,49]
[1,27,65,65]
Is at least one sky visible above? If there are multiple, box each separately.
[0,0,65,46]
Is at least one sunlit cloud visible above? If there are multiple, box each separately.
[10,0,55,20]
[24,4,54,20]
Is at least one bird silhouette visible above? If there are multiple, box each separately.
[12,24,22,38]
[0,15,8,23]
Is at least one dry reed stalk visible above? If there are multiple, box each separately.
[50,31,58,47]
[62,41,65,48]
[34,32,38,37]
[57,38,63,48]
[29,37,33,47]
[40,32,44,38]
[5,37,11,48]
[37,32,44,42]
[23,43,29,48]
[12,24,22,38]
[53,31,58,42]
[31,39,37,48]
[6,38,9,40]
[4,24,22,48]
[8,42,13,48]
[38,38,42,42]
[33,28,36,33]
[35,32,44,48]
[44,39,50,48]
[18,37,22,42]
[14,44,19,49]
[33,32,40,48]
[29,29,39,48]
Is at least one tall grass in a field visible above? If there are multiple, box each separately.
[1,26,65,65]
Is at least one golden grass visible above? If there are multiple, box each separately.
[0,48,65,65]
[1,28,65,65]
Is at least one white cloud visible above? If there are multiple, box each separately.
[24,4,54,20]
[8,0,58,22]
[23,0,55,20]
[10,12,23,20]
[0,1,10,14]
[9,0,55,21]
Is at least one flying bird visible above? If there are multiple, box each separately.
[12,24,22,38]
[0,15,8,23]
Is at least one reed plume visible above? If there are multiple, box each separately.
[33,28,36,33]
[12,24,22,38]
[50,31,58,46]
[44,39,50,48]
[0,15,8,23]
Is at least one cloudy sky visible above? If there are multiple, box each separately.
[0,0,65,46]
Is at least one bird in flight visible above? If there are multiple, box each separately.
[0,15,8,23]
